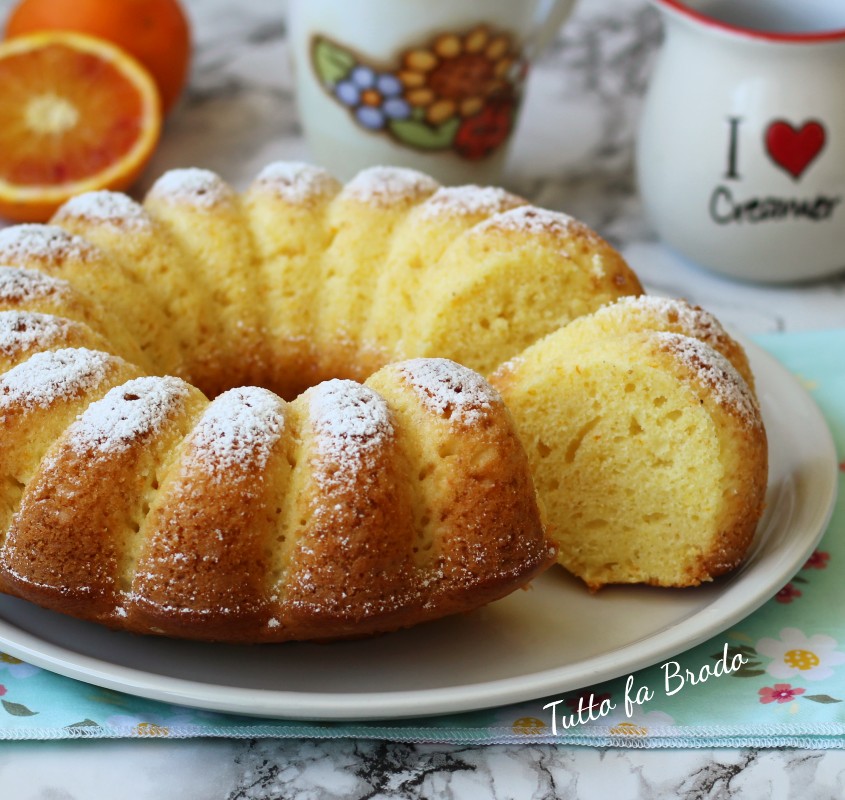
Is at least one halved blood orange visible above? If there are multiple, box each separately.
[0,31,161,222]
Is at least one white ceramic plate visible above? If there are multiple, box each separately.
[0,339,837,721]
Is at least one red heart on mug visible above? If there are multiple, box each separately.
[765,120,826,180]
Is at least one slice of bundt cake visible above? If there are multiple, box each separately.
[244,162,342,399]
[405,206,644,375]
[556,295,756,394]
[0,349,144,594]
[0,267,149,369]
[0,225,176,374]
[145,168,267,394]
[52,190,219,391]
[364,184,528,355]
[491,327,767,589]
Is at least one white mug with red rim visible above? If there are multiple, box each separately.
[636,0,845,283]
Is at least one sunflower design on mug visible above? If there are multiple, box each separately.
[312,25,525,160]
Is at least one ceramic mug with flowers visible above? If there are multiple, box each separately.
[288,0,577,184]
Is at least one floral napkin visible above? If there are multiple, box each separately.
[0,330,843,746]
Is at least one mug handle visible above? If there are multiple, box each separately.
[527,0,578,58]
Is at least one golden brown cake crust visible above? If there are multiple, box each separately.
[654,333,768,585]
[0,356,551,642]
[2,377,206,620]
[128,387,291,640]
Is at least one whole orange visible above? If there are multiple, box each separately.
[5,0,191,114]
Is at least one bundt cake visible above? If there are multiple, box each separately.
[0,160,766,642]
[489,298,767,589]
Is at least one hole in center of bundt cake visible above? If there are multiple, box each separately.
[192,343,389,402]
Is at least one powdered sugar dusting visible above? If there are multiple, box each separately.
[307,380,394,488]
[253,161,340,204]
[69,376,191,455]
[0,225,98,264]
[54,191,151,230]
[654,333,760,427]
[397,358,501,427]
[147,168,235,208]
[606,296,728,344]
[0,311,75,357]
[0,347,113,415]
[420,186,525,219]
[342,166,439,206]
[188,386,285,477]
[476,205,585,238]
[0,267,73,304]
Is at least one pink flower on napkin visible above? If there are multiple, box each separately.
[758,683,805,704]
[803,550,830,570]
[775,583,802,603]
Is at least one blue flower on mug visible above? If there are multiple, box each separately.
[334,66,411,130]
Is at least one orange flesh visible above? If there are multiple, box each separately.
[0,43,146,186]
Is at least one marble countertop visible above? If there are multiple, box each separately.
[1,0,844,796]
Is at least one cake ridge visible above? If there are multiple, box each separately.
[419,185,526,219]
[397,358,501,427]
[253,161,340,204]
[67,376,193,456]
[0,224,98,264]
[609,295,731,343]
[0,311,73,356]
[341,165,439,206]
[187,386,285,476]
[0,347,113,414]
[476,204,580,236]
[147,167,236,208]
[54,191,151,229]
[0,267,75,303]
[307,379,395,463]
